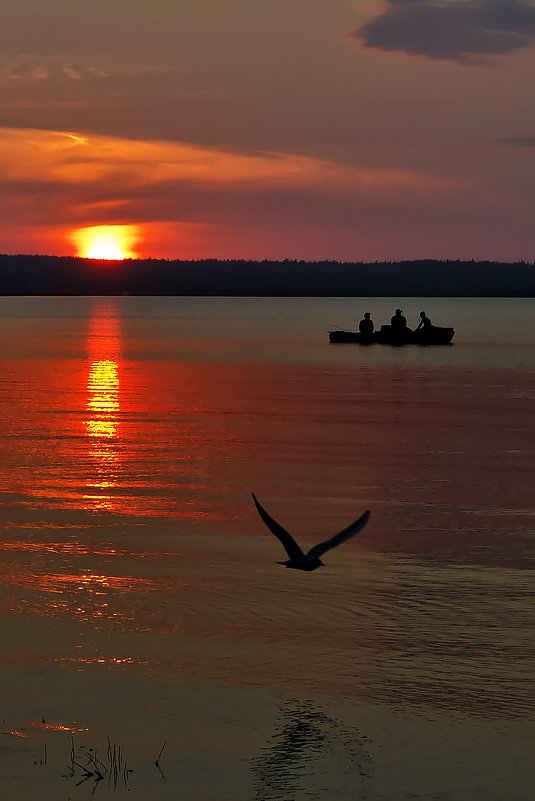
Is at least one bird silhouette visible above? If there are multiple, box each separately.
[252,492,370,571]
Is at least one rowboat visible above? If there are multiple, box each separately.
[328,325,455,345]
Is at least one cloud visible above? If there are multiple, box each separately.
[350,0,535,64]
[496,136,535,146]
[0,55,94,82]
[0,127,471,233]
[0,54,169,83]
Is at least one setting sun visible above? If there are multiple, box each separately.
[88,242,125,260]
[71,225,139,260]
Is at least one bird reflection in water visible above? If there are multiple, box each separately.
[83,302,122,511]
[251,700,372,801]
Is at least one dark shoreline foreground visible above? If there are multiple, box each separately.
[1,254,534,296]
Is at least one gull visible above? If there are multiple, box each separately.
[252,492,370,571]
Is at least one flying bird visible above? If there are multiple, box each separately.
[252,492,370,571]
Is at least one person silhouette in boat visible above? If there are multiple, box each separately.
[415,311,432,331]
[358,312,374,336]
[390,308,408,330]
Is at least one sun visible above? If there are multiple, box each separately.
[87,241,125,260]
[71,225,139,260]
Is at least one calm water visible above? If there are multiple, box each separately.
[0,296,534,800]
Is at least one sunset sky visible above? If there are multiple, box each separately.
[1,0,534,261]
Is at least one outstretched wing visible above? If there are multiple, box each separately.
[306,510,370,559]
[251,492,305,560]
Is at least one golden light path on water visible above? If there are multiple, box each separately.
[83,305,121,512]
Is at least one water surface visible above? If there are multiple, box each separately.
[0,296,534,800]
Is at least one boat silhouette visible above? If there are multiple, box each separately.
[329,324,454,346]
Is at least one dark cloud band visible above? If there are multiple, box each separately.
[497,136,535,146]
[350,0,535,64]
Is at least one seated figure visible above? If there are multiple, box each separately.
[358,312,374,336]
[390,308,407,329]
[416,311,432,331]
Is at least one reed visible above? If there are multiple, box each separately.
[63,734,132,790]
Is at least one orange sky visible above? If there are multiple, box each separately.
[1,1,535,261]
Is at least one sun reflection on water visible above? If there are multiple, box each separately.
[86,360,120,438]
[30,721,89,733]
[84,304,122,511]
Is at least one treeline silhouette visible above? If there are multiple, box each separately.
[0,255,533,296]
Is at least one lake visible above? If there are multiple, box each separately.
[0,296,534,800]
